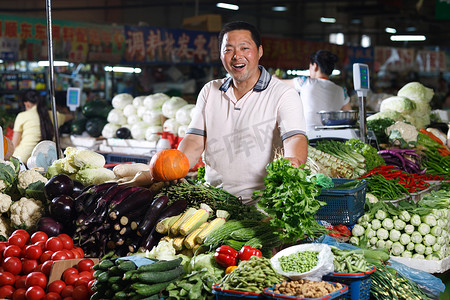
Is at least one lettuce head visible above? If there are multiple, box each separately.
[397,82,434,103]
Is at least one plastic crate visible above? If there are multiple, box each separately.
[212,284,264,299]
[263,281,348,299]
[105,153,152,165]
[322,267,376,300]
[314,179,366,226]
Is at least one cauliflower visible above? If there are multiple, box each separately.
[386,121,418,148]
[0,193,12,213]
[0,216,11,238]
[18,169,48,190]
[9,197,44,229]
[379,96,416,114]
[75,167,115,186]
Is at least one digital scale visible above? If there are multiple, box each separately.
[66,87,81,111]
[308,63,372,143]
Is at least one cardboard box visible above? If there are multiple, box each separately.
[48,258,99,284]
[182,14,222,32]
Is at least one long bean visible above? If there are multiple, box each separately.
[365,175,410,200]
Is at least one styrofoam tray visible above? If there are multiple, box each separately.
[105,138,157,148]
[99,144,156,156]
[389,255,450,274]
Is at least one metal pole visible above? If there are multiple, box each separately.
[45,0,62,159]
[358,96,367,143]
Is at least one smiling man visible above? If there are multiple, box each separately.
[177,21,308,205]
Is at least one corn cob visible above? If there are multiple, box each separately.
[170,207,197,236]
[195,210,230,244]
[172,236,185,251]
[184,222,209,249]
[179,203,213,236]
[156,214,182,234]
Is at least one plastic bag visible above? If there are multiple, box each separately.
[270,243,334,281]
[314,235,445,298]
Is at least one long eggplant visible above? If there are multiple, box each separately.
[108,188,154,221]
[136,196,169,237]
[119,201,152,226]
[108,186,143,211]
[139,227,164,251]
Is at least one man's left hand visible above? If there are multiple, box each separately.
[285,157,301,168]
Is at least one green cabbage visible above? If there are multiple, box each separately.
[397,82,434,103]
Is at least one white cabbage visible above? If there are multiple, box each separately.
[107,109,127,125]
[162,97,188,119]
[112,93,133,109]
[175,104,195,125]
[163,118,180,136]
[143,93,170,110]
[398,82,434,103]
[102,123,120,139]
[123,104,137,117]
[142,110,163,125]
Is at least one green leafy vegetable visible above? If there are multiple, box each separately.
[253,158,327,243]
[367,118,396,144]
[345,139,384,171]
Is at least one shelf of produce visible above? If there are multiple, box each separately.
[389,255,450,274]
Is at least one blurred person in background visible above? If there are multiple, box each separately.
[12,90,72,164]
[281,50,351,131]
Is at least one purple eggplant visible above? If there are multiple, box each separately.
[108,188,154,221]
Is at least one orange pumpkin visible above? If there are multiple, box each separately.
[3,136,14,160]
[149,149,190,182]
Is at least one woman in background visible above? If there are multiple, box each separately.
[281,50,352,131]
[12,90,71,164]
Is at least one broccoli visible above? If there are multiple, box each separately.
[367,118,396,144]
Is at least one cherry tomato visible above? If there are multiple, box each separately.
[30,232,48,244]
[43,292,61,300]
[62,268,78,282]
[60,285,74,298]
[63,250,74,259]
[8,234,27,249]
[72,248,84,258]
[3,256,22,275]
[70,250,82,259]
[57,234,74,250]
[51,251,69,261]
[24,245,43,260]
[14,275,27,289]
[64,273,79,286]
[25,272,47,289]
[21,259,38,275]
[25,286,45,300]
[0,271,15,286]
[48,280,66,294]
[11,230,30,244]
[74,276,90,288]
[39,251,54,263]
[45,238,63,252]
[12,287,27,300]
[33,241,46,252]
[76,259,95,273]
[4,245,22,258]
[0,284,15,298]
[41,260,53,277]
[77,271,92,281]
[0,242,8,254]
[72,285,89,300]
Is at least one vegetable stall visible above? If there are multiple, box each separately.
[0,80,449,299]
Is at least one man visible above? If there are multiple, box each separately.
[178,21,308,205]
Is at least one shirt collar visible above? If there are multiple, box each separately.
[219,65,271,92]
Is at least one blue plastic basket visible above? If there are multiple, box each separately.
[322,267,375,300]
[212,284,264,299]
[314,179,367,226]
[263,281,349,299]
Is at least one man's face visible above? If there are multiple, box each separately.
[220,30,263,84]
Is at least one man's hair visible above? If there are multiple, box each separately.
[218,21,261,50]
[310,50,339,76]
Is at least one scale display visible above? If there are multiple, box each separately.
[66,87,81,111]
[353,63,370,97]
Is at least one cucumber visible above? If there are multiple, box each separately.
[97,259,115,270]
[96,271,110,283]
[113,291,128,300]
[111,282,124,292]
[108,276,122,285]
[90,292,100,300]
[92,269,103,279]
[117,260,137,272]
[137,265,184,284]
[108,266,124,276]
[135,280,176,297]
[123,270,138,280]
[137,257,182,273]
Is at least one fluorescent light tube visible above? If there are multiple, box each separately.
[385,27,397,34]
[320,17,336,23]
[216,3,239,10]
[104,66,142,73]
[390,35,426,41]
[38,61,69,67]
[272,6,287,12]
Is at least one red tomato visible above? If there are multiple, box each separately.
[14,276,27,289]
[0,284,15,298]
[74,277,90,287]
[3,256,22,275]
[41,261,53,277]
[71,285,89,300]
[77,271,92,281]
[51,251,69,261]
[63,298,74,300]
[11,230,30,244]
[39,251,54,263]
[87,280,95,295]
[30,232,48,244]
[12,288,27,300]
[60,285,74,298]
[33,241,46,252]
[62,268,78,282]
[63,250,74,260]
[0,242,8,254]
[8,235,27,249]
[72,248,83,258]
[4,245,22,258]
[64,274,79,286]
[21,259,38,275]
[70,250,82,259]
[45,238,63,252]
[47,280,66,294]
[24,245,43,260]
[25,272,47,289]
[25,286,45,300]
[43,292,61,300]
[76,259,94,273]
[57,235,74,250]
[0,271,15,286]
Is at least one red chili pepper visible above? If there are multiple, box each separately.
[214,245,238,268]
[238,245,263,261]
